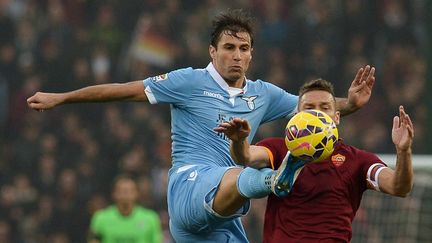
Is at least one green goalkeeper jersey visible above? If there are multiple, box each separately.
[90,205,162,243]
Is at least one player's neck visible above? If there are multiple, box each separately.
[117,204,134,216]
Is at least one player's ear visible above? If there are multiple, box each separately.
[334,111,340,125]
[209,45,216,59]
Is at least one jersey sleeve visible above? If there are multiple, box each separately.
[261,82,298,123]
[143,67,194,105]
[256,137,288,170]
[358,150,387,191]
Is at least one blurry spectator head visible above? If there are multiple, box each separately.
[37,194,54,220]
[72,57,91,82]
[40,36,61,62]
[81,137,100,161]
[87,193,108,215]
[47,0,65,25]
[0,185,16,208]
[48,232,70,243]
[38,154,56,176]
[382,0,407,29]
[96,4,115,27]
[0,42,16,65]
[0,220,11,243]
[35,156,57,198]
[119,145,146,175]
[40,133,58,154]
[13,173,37,204]
[16,19,36,51]
[348,34,367,56]
[77,162,94,178]
[58,169,77,196]
[62,112,80,131]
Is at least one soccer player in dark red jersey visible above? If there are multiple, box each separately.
[216,79,414,243]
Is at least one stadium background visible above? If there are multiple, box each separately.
[0,0,430,242]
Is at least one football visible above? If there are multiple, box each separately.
[285,109,338,162]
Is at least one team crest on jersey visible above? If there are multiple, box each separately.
[331,154,346,167]
[152,73,168,82]
[241,96,257,110]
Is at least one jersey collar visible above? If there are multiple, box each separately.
[206,62,248,98]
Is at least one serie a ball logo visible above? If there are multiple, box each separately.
[285,110,338,162]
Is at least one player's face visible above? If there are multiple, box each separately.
[209,31,252,87]
[113,179,138,206]
[299,90,340,124]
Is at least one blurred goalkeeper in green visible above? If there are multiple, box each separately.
[89,175,162,243]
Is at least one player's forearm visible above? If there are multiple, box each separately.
[336,97,358,117]
[230,138,251,165]
[63,81,147,104]
[392,148,414,197]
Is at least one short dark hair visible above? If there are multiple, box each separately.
[210,9,254,47]
[299,79,336,100]
[112,174,137,189]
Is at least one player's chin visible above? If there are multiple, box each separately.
[227,71,243,81]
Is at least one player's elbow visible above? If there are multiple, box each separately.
[394,191,410,198]
[392,183,414,198]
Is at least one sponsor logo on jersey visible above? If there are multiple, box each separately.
[241,96,257,110]
[187,170,198,181]
[331,153,346,167]
[152,73,168,82]
[203,91,224,100]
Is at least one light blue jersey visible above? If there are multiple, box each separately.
[144,63,297,168]
[143,63,298,242]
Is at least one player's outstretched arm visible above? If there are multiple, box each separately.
[373,106,414,197]
[337,65,376,116]
[214,118,269,168]
[27,81,148,111]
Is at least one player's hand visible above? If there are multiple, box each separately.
[392,106,414,152]
[214,118,251,142]
[347,65,376,109]
[27,92,64,111]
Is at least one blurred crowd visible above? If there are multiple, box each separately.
[0,0,430,242]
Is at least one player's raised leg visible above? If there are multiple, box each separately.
[213,159,303,216]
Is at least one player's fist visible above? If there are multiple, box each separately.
[27,92,64,111]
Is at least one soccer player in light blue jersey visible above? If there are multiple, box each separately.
[27,9,375,242]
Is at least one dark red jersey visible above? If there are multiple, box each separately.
[257,137,386,243]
